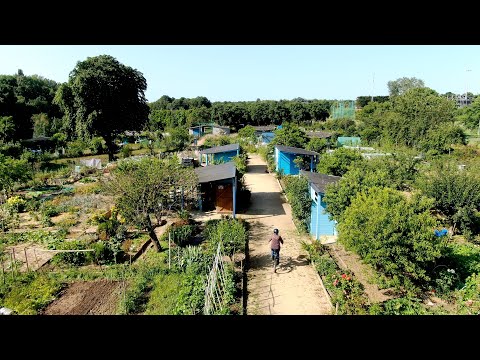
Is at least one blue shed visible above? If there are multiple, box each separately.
[274,145,319,175]
[300,171,341,241]
[189,126,203,138]
[200,143,240,165]
[195,162,237,218]
[252,125,276,145]
[337,136,361,147]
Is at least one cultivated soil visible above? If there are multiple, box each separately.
[241,154,332,315]
[43,280,123,315]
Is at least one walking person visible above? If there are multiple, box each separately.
[268,228,283,273]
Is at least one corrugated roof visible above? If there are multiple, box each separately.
[275,145,319,156]
[305,131,333,139]
[195,162,236,183]
[200,143,239,154]
[300,170,341,194]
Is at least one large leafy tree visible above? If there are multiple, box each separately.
[338,187,442,290]
[0,72,61,140]
[54,55,150,161]
[104,157,198,251]
[317,147,364,176]
[271,122,307,148]
[324,154,418,222]
[387,77,425,97]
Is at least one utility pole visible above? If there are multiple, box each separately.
[371,73,375,102]
[465,69,472,106]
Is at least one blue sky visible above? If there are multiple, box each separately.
[1,45,479,102]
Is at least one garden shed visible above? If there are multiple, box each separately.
[337,136,361,147]
[253,125,276,144]
[200,143,240,165]
[305,131,333,139]
[212,125,231,135]
[195,162,237,218]
[300,170,341,242]
[189,126,203,138]
[274,145,319,175]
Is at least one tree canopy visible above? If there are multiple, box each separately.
[103,156,198,251]
[54,55,150,161]
[387,77,425,97]
[338,187,442,290]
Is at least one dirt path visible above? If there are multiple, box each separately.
[240,154,332,315]
[43,280,122,315]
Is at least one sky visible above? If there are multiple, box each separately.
[1,45,479,103]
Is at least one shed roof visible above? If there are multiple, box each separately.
[300,170,341,194]
[212,125,230,130]
[195,162,236,183]
[200,143,239,154]
[305,131,333,139]
[253,125,277,132]
[275,145,319,156]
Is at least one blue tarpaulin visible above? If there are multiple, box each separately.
[434,228,448,237]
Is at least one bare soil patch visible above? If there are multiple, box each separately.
[43,280,122,315]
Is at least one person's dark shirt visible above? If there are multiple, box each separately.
[269,234,283,250]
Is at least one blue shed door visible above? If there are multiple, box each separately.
[318,197,336,235]
[279,151,291,175]
[310,200,318,239]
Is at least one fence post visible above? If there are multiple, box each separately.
[24,247,30,272]
[33,248,39,269]
[168,232,171,270]
[10,251,15,281]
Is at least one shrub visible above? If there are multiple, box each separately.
[457,273,480,315]
[170,224,194,247]
[6,196,27,213]
[204,218,247,259]
[52,240,89,266]
[369,297,427,315]
[119,145,133,159]
[65,140,87,158]
[89,136,107,155]
[338,188,443,291]
[283,175,310,232]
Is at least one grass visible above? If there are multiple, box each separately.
[0,273,64,314]
[143,272,185,314]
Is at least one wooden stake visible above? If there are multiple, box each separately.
[33,248,39,268]
[24,247,30,272]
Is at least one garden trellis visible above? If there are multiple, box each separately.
[204,243,230,315]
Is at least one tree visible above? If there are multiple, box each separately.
[103,157,198,252]
[0,154,32,196]
[163,127,191,152]
[417,166,480,238]
[317,147,364,176]
[283,175,310,232]
[31,113,50,138]
[271,122,307,148]
[54,55,150,161]
[387,77,425,97]
[238,125,257,144]
[338,187,442,290]
[456,96,480,131]
[306,137,329,153]
[0,116,15,143]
